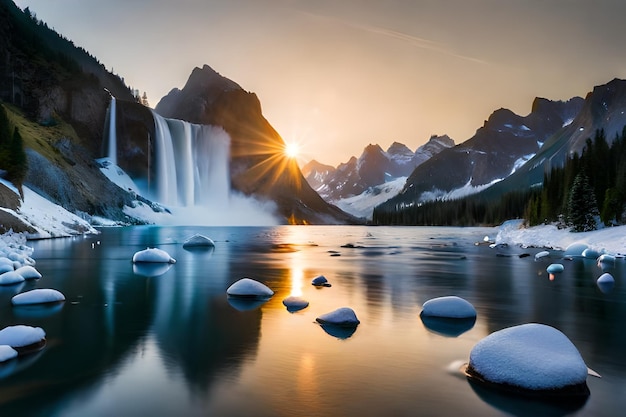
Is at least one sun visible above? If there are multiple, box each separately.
[284,142,300,159]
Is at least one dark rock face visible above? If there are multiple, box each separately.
[148,65,356,224]
[395,96,584,203]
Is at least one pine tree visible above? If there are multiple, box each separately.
[567,172,598,232]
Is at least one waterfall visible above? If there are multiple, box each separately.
[150,111,231,208]
[107,97,117,165]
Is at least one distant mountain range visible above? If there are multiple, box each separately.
[302,135,454,218]
[377,78,626,222]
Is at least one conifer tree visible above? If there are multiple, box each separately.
[567,172,598,232]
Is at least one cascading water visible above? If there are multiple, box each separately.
[107,97,117,166]
[150,111,231,208]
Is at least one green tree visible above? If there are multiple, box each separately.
[567,172,598,232]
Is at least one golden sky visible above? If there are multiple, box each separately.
[15,0,626,166]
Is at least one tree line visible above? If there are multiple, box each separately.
[372,127,626,232]
[0,104,27,195]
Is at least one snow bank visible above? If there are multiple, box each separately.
[495,219,626,255]
[226,278,274,299]
[0,179,98,238]
[467,323,588,392]
[420,296,476,319]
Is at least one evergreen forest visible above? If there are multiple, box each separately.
[372,127,626,232]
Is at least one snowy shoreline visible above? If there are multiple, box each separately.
[494,219,626,255]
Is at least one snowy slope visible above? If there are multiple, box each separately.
[333,177,407,220]
[0,179,98,238]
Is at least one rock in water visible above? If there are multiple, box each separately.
[282,296,309,312]
[0,325,46,356]
[420,296,476,319]
[132,248,176,264]
[227,278,274,299]
[311,275,331,287]
[0,345,17,363]
[14,265,42,280]
[0,271,25,286]
[182,234,215,248]
[546,264,564,274]
[466,323,589,397]
[316,307,360,327]
[12,289,65,305]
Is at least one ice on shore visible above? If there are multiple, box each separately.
[316,307,360,327]
[467,323,588,392]
[132,248,176,264]
[420,296,477,319]
[227,278,274,299]
[12,289,65,305]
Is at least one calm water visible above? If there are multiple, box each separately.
[0,225,625,417]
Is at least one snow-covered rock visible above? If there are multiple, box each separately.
[0,270,25,286]
[311,275,331,287]
[597,254,615,271]
[316,307,360,327]
[226,278,274,299]
[12,289,65,305]
[466,323,589,395]
[597,273,615,293]
[534,251,550,260]
[0,325,46,352]
[14,265,42,280]
[564,242,589,258]
[182,234,215,248]
[546,264,564,274]
[0,345,18,363]
[132,248,176,264]
[282,296,309,312]
[582,248,603,259]
[420,296,476,319]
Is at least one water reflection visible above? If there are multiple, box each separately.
[0,226,625,416]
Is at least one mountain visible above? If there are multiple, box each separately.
[306,135,454,203]
[475,78,626,198]
[0,2,355,233]
[136,64,357,224]
[390,97,584,204]
[374,78,626,225]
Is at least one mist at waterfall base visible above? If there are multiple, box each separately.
[105,100,279,226]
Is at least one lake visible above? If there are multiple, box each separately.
[0,225,625,416]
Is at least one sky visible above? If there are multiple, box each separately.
[13,0,626,166]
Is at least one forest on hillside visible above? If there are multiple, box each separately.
[372,127,626,232]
